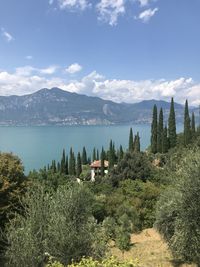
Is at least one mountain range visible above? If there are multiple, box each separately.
[0,87,198,126]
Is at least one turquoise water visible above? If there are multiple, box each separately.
[0,125,182,173]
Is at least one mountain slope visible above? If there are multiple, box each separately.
[0,87,189,126]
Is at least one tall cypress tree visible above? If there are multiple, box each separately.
[82,147,87,165]
[92,148,96,162]
[191,112,196,137]
[162,126,169,153]
[65,156,68,175]
[129,128,134,152]
[134,132,140,152]
[69,148,76,176]
[157,108,164,153]
[168,97,177,148]
[61,149,66,174]
[96,149,99,160]
[100,147,105,177]
[76,152,82,178]
[119,145,124,161]
[184,100,191,146]
[108,140,115,169]
[151,104,158,153]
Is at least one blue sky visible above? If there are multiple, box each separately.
[0,0,200,105]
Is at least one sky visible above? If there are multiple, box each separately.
[0,0,200,105]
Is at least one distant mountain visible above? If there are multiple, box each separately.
[0,87,195,126]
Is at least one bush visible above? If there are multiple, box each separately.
[155,147,200,265]
[46,257,139,267]
[5,183,106,266]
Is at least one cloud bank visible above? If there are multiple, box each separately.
[0,66,199,106]
[51,0,159,25]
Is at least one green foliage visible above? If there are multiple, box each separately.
[183,100,191,146]
[5,184,104,266]
[0,153,27,259]
[168,97,177,148]
[151,104,158,153]
[76,152,82,177]
[109,152,152,186]
[69,148,76,176]
[155,146,200,265]
[162,126,169,153]
[157,108,164,153]
[128,128,134,152]
[82,147,88,165]
[67,256,139,267]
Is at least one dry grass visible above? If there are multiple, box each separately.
[111,228,196,267]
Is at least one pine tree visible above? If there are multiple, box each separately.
[151,104,158,153]
[168,98,177,148]
[162,126,169,153]
[81,147,87,165]
[157,108,164,153]
[76,152,82,178]
[134,132,140,152]
[60,149,66,174]
[184,100,191,146]
[100,147,105,177]
[191,112,196,137]
[128,128,134,152]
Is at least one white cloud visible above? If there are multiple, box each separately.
[0,67,199,106]
[137,7,158,22]
[136,0,150,7]
[57,0,90,10]
[65,63,82,74]
[49,0,54,4]
[96,0,125,26]
[40,65,59,74]
[1,28,14,42]
[25,55,33,60]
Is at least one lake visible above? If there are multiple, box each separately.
[0,124,183,173]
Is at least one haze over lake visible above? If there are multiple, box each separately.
[0,124,183,174]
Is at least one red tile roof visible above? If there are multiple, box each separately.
[90,160,109,168]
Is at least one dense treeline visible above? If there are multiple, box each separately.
[0,99,200,266]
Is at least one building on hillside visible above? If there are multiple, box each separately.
[90,160,109,181]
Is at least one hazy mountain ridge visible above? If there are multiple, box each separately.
[0,87,195,126]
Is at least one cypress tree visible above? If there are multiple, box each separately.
[65,156,68,175]
[82,147,87,165]
[76,152,82,178]
[128,128,134,152]
[157,108,164,153]
[162,126,169,153]
[119,145,124,161]
[191,112,196,137]
[108,140,115,169]
[184,100,191,146]
[100,147,105,177]
[57,162,61,172]
[134,132,140,152]
[168,97,177,148]
[92,148,96,162]
[51,160,56,173]
[61,149,66,174]
[151,104,158,153]
[69,148,76,176]
[96,149,99,160]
